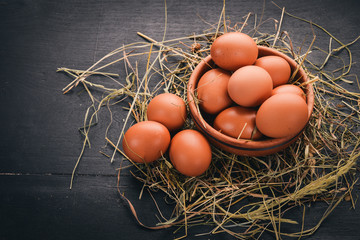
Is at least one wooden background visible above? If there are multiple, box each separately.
[1,0,359,239]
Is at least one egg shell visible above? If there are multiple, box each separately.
[210,32,258,71]
[272,84,306,101]
[122,121,171,163]
[228,65,273,107]
[197,68,233,114]
[256,93,308,138]
[213,106,263,140]
[255,56,291,87]
[146,93,187,132]
[169,129,212,177]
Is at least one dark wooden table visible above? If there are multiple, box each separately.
[1,0,359,239]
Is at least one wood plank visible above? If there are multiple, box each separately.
[0,0,359,239]
[0,174,359,240]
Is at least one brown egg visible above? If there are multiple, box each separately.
[197,68,233,114]
[255,56,291,87]
[169,130,212,177]
[256,93,308,138]
[228,65,273,107]
[146,93,187,132]
[272,84,306,101]
[122,121,171,163]
[210,32,258,71]
[213,106,262,140]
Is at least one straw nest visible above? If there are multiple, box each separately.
[58,3,360,239]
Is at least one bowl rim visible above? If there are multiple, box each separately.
[187,45,314,151]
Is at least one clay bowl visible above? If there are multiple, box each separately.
[187,46,314,157]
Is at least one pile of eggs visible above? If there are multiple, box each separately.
[122,93,212,177]
[122,32,309,177]
[200,32,308,140]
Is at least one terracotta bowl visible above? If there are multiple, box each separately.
[187,46,314,156]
